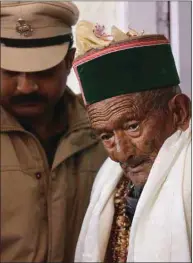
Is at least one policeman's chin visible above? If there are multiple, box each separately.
[10,102,47,118]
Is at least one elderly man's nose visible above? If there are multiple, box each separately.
[114,133,134,163]
[17,73,38,94]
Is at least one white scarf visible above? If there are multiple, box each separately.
[75,124,191,262]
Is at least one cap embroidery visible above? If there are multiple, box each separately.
[15,18,33,37]
[93,23,113,41]
[126,27,145,37]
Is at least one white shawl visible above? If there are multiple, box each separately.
[75,124,191,262]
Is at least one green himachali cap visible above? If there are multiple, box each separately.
[73,21,180,105]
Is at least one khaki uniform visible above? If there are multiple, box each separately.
[0,88,107,262]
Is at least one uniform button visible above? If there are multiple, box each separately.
[35,172,42,179]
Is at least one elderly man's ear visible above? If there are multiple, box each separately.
[169,93,191,131]
[65,48,76,75]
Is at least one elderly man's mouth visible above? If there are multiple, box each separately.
[121,160,146,174]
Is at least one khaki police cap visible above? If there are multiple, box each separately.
[0,1,79,72]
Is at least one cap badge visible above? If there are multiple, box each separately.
[16,18,33,37]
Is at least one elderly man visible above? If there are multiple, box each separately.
[0,4,107,262]
[73,21,191,262]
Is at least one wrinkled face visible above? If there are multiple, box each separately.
[88,93,176,186]
[0,49,75,119]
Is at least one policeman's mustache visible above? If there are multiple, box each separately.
[10,92,47,104]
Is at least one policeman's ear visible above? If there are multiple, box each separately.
[168,93,191,131]
[65,48,76,75]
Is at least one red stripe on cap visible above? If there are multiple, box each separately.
[73,38,169,68]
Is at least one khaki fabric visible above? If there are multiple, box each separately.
[0,88,107,262]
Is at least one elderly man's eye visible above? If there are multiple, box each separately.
[100,133,113,141]
[125,122,140,132]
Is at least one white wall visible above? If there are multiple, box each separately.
[125,2,157,34]
[170,1,191,98]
